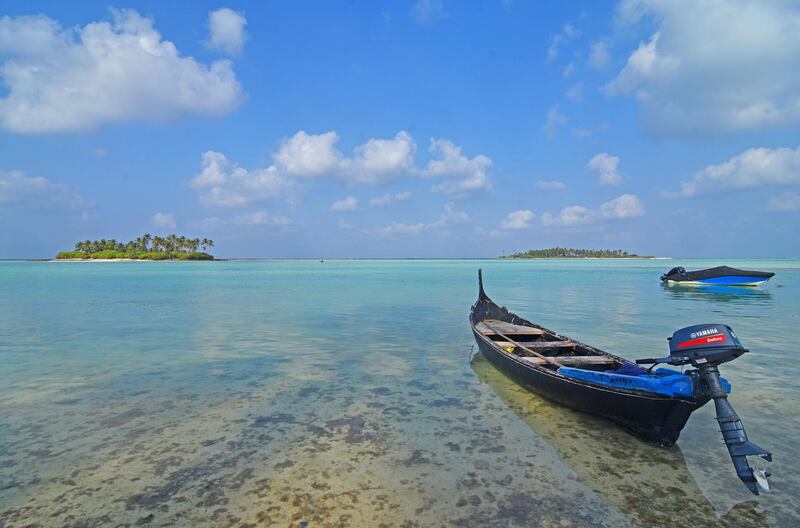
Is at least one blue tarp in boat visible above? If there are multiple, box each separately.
[557,366,731,397]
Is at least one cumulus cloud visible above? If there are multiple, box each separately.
[193,131,492,207]
[0,169,85,209]
[330,196,358,212]
[547,23,581,62]
[599,194,645,219]
[542,205,594,227]
[369,192,411,206]
[501,210,535,230]
[274,131,342,177]
[190,151,295,207]
[604,0,800,134]
[587,153,623,185]
[349,132,417,181]
[151,212,177,229]
[411,0,446,25]
[767,193,800,212]
[423,138,492,195]
[542,194,644,227]
[535,180,566,191]
[274,130,416,185]
[676,146,800,197]
[207,8,247,55]
[542,105,567,138]
[0,9,242,133]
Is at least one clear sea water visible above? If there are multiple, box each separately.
[1,259,799,527]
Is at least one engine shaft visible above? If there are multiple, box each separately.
[699,365,772,494]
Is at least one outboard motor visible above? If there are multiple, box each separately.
[660,266,688,282]
[636,324,772,494]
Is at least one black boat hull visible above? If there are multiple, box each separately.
[470,272,709,446]
[474,331,706,446]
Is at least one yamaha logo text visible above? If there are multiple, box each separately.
[690,328,719,339]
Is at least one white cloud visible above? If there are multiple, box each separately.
[542,205,594,227]
[501,210,535,230]
[371,222,427,236]
[190,151,294,207]
[151,212,177,229]
[599,193,645,219]
[423,138,492,195]
[369,191,411,206]
[535,180,566,191]
[542,194,644,226]
[348,131,416,183]
[275,130,416,185]
[587,153,623,185]
[274,131,343,177]
[0,9,241,133]
[432,202,470,227]
[604,0,800,134]
[194,132,492,208]
[207,8,247,55]
[677,146,800,197]
[566,82,584,101]
[0,169,85,209]
[562,62,576,78]
[588,40,610,69]
[547,23,581,62]
[411,0,445,25]
[542,105,567,138]
[330,196,358,212]
[366,203,468,236]
[767,193,800,212]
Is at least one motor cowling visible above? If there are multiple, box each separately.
[667,324,747,367]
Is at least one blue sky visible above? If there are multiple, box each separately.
[2,0,799,258]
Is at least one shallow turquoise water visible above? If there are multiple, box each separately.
[1,259,799,527]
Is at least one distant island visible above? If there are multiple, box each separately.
[501,247,652,259]
[55,234,214,260]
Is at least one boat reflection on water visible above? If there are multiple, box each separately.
[660,282,773,305]
[470,353,767,528]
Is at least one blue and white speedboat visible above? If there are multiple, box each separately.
[660,266,774,286]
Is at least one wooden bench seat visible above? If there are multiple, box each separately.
[494,340,574,349]
[476,321,544,336]
[518,355,617,366]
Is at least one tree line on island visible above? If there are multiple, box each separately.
[502,247,651,259]
[56,234,215,260]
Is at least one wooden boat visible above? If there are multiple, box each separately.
[470,270,709,446]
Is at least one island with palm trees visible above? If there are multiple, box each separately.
[55,234,215,260]
[501,247,652,259]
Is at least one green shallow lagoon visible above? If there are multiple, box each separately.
[1,259,799,527]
